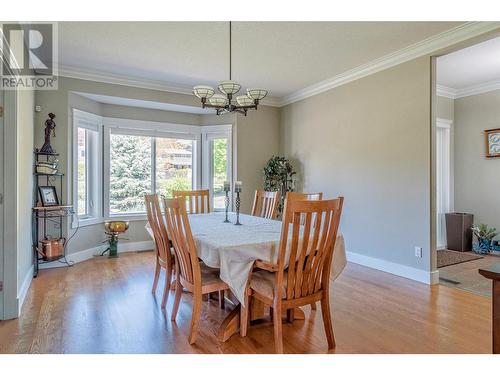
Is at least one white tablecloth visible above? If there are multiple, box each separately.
[146,212,346,305]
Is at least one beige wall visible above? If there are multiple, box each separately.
[436,96,454,121]
[17,89,35,296]
[454,90,500,232]
[280,57,432,271]
[34,77,280,254]
[236,106,281,213]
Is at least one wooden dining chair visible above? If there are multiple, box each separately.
[286,191,323,201]
[163,197,229,344]
[240,197,344,353]
[145,194,175,309]
[251,190,281,219]
[172,189,210,214]
[286,191,323,310]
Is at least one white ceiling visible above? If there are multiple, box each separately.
[437,36,500,89]
[75,92,212,114]
[59,21,465,100]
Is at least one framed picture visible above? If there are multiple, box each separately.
[485,128,500,158]
[38,186,59,207]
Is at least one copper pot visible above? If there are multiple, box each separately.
[41,238,65,260]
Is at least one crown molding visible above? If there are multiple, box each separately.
[279,21,500,107]
[455,78,500,99]
[436,84,457,99]
[52,21,500,109]
[436,80,500,100]
[57,64,281,108]
[58,64,194,95]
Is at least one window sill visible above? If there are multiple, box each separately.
[72,214,148,229]
[107,213,148,222]
[72,216,104,229]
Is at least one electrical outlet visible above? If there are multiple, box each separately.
[414,246,423,258]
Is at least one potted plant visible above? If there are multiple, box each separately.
[471,223,498,254]
[263,156,296,214]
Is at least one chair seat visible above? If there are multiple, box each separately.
[250,270,288,300]
[200,263,225,287]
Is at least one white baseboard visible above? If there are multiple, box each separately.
[17,265,34,314]
[39,240,155,270]
[346,251,437,285]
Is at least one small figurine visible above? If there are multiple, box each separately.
[40,113,57,154]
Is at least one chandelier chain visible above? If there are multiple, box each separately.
[192,20,268,116]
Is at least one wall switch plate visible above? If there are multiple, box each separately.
[35,105,41,112]
[415,246,423,258]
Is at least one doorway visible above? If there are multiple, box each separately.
[435,36,500,296]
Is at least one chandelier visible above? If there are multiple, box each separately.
[193,22,268,116]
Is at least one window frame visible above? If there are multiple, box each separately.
[72,109,103,228]
[202,125,233,211]
[103,117,204,220]
[71,113,234,224]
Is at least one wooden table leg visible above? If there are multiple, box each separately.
[493,280,499,354]
[217,302,306,342]
[217,304,241,342]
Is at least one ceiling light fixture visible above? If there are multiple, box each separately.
[193,22,268,116]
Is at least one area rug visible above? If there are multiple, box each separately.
[437,249,483,268]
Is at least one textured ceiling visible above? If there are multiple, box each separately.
[58,21,465,98]
[437,36,500,89]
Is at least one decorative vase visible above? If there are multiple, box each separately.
[473,238,492,254]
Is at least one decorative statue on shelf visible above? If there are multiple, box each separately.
[39,113,57,154]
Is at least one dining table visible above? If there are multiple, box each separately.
[146,211,347,342]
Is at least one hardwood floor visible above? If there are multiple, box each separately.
[439,253,500,297]
[0,251,492,353]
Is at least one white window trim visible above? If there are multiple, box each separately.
[72,109,103,228]
[202,125,233,211]
[103,117,218,220]
[71,113,234,223]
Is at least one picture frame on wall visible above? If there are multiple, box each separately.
[484,128,500,158]
[38,186,60,207]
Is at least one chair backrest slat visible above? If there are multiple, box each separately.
[145,194,172,268]
[285,192,323,225]
[276,197,343,301]
[163,197,201,286]
[173,189,210,214]
[251,190,280,219]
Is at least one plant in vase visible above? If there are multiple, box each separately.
[263,156,296,214]
[471,223,498,254]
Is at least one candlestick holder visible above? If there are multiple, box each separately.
[235,191,242,225]
[224,190,230,223]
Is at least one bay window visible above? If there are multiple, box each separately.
[103,119,203,219]
[73,111,232,225]
[72,109,102,226]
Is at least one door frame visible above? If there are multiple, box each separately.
[435,118,453,250]
[1,86,19,320]
[0,88,4,318]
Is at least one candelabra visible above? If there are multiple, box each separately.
[235,191,241,225]
[224,187,230,223]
